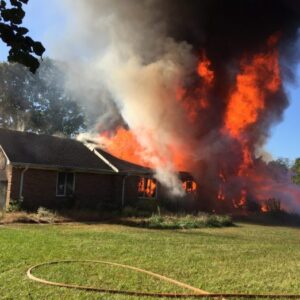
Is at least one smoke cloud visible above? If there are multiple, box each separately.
[58,0,300,211]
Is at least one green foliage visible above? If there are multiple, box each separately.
[122,206,152,218]
[122,199,158,218]
[146,213,233,229]
[271,158,290,170]
[6,198,21,212]
[122,206,138,217]
[135,198,157,213]
[36,207,55,219]
[0,59,86,136]
[267,158,291,181]
[0,0,45,73]
[292,158,300,185]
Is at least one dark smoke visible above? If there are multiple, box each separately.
[161,1,300,59]
[158,0,300,128]
[61,0,300,212]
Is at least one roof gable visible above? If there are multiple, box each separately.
[0,129,114,172]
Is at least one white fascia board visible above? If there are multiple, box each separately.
[0,145,11,165]
[84,143,119,173]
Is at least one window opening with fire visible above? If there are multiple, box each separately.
[138,177,157,198]
[182,179,197,193]
[56,172,75,196]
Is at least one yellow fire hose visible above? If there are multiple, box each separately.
[26,260,300,298]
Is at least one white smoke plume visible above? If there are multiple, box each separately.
[58,0,197,195]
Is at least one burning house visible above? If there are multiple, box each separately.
[59,0,300,214]
[0,129,197,212]
[2,1,300,214]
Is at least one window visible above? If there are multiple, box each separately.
[138,177,157,198]
[56,172,75,196]
[182,180,197,193]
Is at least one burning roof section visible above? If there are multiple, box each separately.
[0,129,159,176]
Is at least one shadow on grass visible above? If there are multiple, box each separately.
[233,211,300,228]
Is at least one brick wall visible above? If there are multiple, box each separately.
[10,167,120,210]
[10,167,22,201]
[11,168,58,209]
[74,172,117,209]
[124,175,140,206]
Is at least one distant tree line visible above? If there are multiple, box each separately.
[0,59,86,136]
[269,157,300,186]
[292,158,300,185]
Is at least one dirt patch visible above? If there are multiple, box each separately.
[0,211,69,224]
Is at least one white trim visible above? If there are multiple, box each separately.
[84,143,119,173]
[11,162,115,175]
[19,166,29,201]
[0,145,10,165]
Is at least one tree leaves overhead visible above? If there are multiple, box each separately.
[0,59,86,136]
[0,0,45,73]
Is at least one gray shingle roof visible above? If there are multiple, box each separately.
[0,129,114,172]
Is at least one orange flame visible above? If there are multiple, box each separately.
[138,177,156,197]
[217,172,226,201]
[217,187,225,201]
[260,198,281,213]
[182,180,197,193]
[99,127,189,171]
[260,203,269,213]
[225,49,280,138]
[238,144,253,176]
[224,34,281,178]
[233,188,247,208]
[197,52,214,85]
[176,52,214,123]
[100,127,150,167]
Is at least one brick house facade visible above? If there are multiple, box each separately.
[0,129,198,212]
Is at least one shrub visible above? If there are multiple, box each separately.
[6,199,22,212]
[122,206,153,218]
[145,213,233,229]
[135,198,158,213]
[36,207,56,223]
[122,206,139,217]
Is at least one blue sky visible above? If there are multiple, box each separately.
[0,0,299,161]
[266,73,300,161]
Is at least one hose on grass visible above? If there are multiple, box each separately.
[27,260,300,298]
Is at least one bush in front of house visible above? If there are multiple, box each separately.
[6,199,22,212]
[122,205,154,218]
[122,206,138,217]
[135,198,158,212]
[36,207,57,223]
[122,199,159,218]
[145,213,234,229]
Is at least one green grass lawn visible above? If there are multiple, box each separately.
[1,222,300,299]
